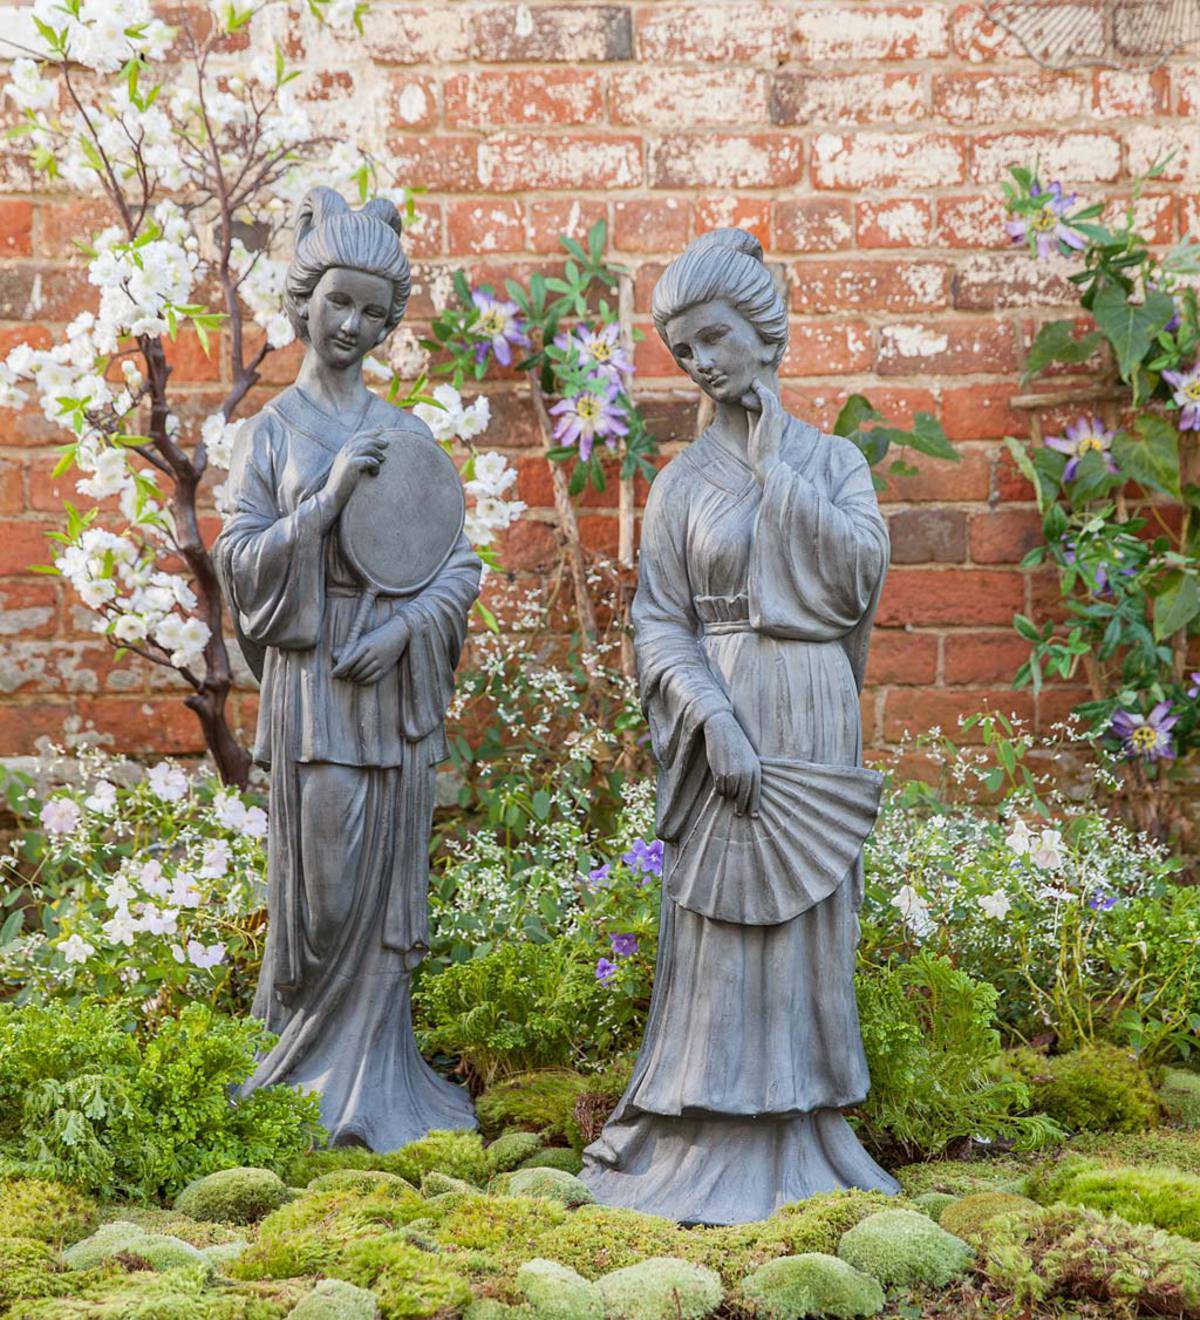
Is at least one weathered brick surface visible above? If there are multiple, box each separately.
[1,0,1193,756]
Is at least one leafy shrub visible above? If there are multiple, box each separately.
[740,1253,884,1320]
[597,1258,723,1320]
[1005,1044,1160,1134]
[837,1209,974,1289]
[1160,1069,1200,1128]
[855,954,1062,1161]
[0,1176,97,1244]
[174,1167,292,1224]
[984,1203,1200,1315]
[937,1193,1039,1244]
[1028,1157,1200,1242]
[0,999,324,1198]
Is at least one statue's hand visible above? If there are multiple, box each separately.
[331,615,411,685]
[746,380,785,484]
[704,711,762,818]
[323,430,389,513]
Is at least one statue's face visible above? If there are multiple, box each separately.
[305,266,394,367]
[665,297,774,408]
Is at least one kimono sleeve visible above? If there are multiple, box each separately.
[213,413,333,661]
[748,435,890,691]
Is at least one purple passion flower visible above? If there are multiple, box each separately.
[623,838,664,879]
[1046,416,1117,481]
[569,323,633,382]
[1089,892,1118,911]
[1188,672,1200,699]
[1163,361,1200,431]
[595,957,618,986]
[610,932,639,958]
[1109,700,1179,761]
[549,382,629,461]
[471,290,530,367]
[1005,180,1087,260]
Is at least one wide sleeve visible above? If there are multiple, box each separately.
[391,533,481,744]
[632,468,734,843]
[748,437,890,692]
[213,413,335,663]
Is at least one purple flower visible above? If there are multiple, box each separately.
[1046,416,1117,481]
[610,932,639,958]
[1089,892,1118,911]
[471,290,530,367]
[623,838,664,879]
[583,863,611,891]
[1109,700,1179,761]
[561,323,633,383]
[549,382,629,462]
[1006,181,1087,260]
[1188,672,1200,699]
[1162,361,1200,431]
[595,957,618,986]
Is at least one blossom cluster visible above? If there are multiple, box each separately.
[549,323,633,462]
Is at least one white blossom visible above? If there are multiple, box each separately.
[414,384,490,444]
[1005,819,1034,855]
[101,905,138,946]
[147,760,189,802]
[977,890,1012,920]
[199,839,230,879]
[40,797,81,835]
[1031,828,1065,871]
[60,933,95,964]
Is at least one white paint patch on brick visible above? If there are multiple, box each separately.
[637,4,792,63]
[0,602,52,638]
[395,83,429,125]
[880,324,949,359]
[937,74,1087,125]
[613,69,764,128]
[480,135,641,190]
[1128,124,1200,182]
[813,133,963,189]
[1093,70,1162,119]
[795,4,948,61]
[972,134,1122,185]
[790,73,926,127]
[873,200,929,244]
[651,135,803,189]
[514,4,534,38]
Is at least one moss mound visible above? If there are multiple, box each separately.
[174,1167,291,1224]
[526,1205,685,1281]
[1160,1070,1200,1128]
[309,1170,418,1197]
[491,1167,595,1207]
[0,1237,61,1308]
[911,1192,957,1223]
[837,1209,973,1288]
[421,1172,478,1198]
[422,1194,569,1293]
[517,1257,603,1320]
[487,1132,546,1175]
[893,1159,1029,1199]
[0,1176,97,1245]
[740,1253,884,1320]
[476,1071,593,1147]
[1029,1158,1200,1241]
[520,1149,584,1176]
[1006,1044,1159,1134]
[597,1257,723,1320]
[937,1192,1039,1243]
[290,1277,380,1318]
[284,1130,488,1189]
[1068,1128,1200,1174]
[62,1220,212,1274]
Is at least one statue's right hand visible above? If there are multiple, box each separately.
[323,431,389,510]
[704,711,762,818]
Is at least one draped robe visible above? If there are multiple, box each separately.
[214,384,480,1150]
[581,415,900,1224]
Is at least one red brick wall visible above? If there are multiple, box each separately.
[0,1,1196,761]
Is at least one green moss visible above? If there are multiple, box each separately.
[0,1236,61,1307]
[1006,1045,1159,1134]
[487,1132,546,1175]
[204,1241,250,1273]
[1067,1127,1200,1174]
[0,1175,97,1244]
[836,1209,973,1289]
[420,1172,477,1198]
[1029,1157,1200,1241]
[289,1278,380,1319]
[516,1257,603,1320]
[283,1131,488,1189]
[426,1193,569,1290]
[936,1193,1039,1243]
[100,1206,246,1248]
[62,1221,213,1274]
[1160,1070,1200,1129]
[598,1257,722,1320]
[174,1168,292,1225]
[519,1150,584,1176]
[983,1202,1200,1313]
[336,1234,473,1317]
[62,1221,150,1270]
[490,1168,595,1208]
[309,1171,418,1197]
[893,1159,1029,1199]
[527,1205,686,1281]
[476,1072,591,1145]
[911,1193,957,1223]
[740,1253,884,1320]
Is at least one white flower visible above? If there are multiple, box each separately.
[212,790,247,831]
[1031,828,1065,871]
[199,839,230,879]
[467,451,517,499]
[241,805,268,838]
[890,884,935,938]
[1005,819,1034,855]
[112,614,149,644]
[201,413,238,470]
[154,613,210,668]
[135,904,178,936]
[60,933,95,964]
[139,859,170,899]
[977,890,1012,920]
[105,874,137,909]
[101,905,138,946]
[84,779,117,814]
[40,797,81,835]
[170,871,202,908]
[415,385,491,444]
[147,760,189,802]
[185,939,226,969]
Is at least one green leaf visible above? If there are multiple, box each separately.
[1113,415,1180,499]
[905,413,958,462]
[1092,282,1175,383]
[833,394,881,438]
[1023,320,1103,381]
[1153,572,1200,640]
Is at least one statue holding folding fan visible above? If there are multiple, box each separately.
[580,228,899,1225]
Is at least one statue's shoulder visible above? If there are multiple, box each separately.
[227,401,285,474]
[784,416,870,488]
[370,395,437,444]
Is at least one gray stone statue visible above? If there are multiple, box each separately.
[580,227,900,1224]
[214,188,480,1149]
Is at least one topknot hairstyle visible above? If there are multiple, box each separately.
[651,227,788,368]
[284,187,411,344]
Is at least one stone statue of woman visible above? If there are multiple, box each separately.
[580,228,900,1224]
[214,188,480,1149]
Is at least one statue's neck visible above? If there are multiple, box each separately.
[295,350,372,418]
[708,368,780,455]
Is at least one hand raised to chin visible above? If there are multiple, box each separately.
[745,380,785,485]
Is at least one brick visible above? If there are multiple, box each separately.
[779,384,937,435]
[951,253,1077,311]
[163,328,221,383]
[0,519,57,574]
[943,632,1034,685]
[0,267,92,322]
[888,508,968,563]
[471,5,633,61]
[876,451,991,504]
[970,510,1044,564]
[1127,125,1200,182]
[480,134,641,191]
[612,68,767,129]
[0,699,74,755]
[856,199,932,248]
[1102,193,1175,244]
[1037,686,1094,734]
[774,199,853,253]
[813,132,966,190]
[648,134,804,189]
[0,580,57,637]
[794,5,949,60]
[791,259,949,314]
[526,199,608,255]
[444,70,604,129]
[876,320,1019,376]
[941,384,1029,441]
[1183,195,1200,239]
[695,197,770,249]
[384,75,438,130]
[932,71,1088,125]
[77,696,207,755]
[0,455,21,515]
[614,198,691,253]
[936,194,1010,249]
[949,4,1027,62]
[446,199,524,255]
[634,334,684,379]
[971,133,1122,185]
[1178,66,1200,115]
[35,197,113,258]
[383,135,479,192]
[0,200,32,256]
[779,320,873,376]
[865,630,938,685]
[1094,69,1168,118]
[402,201,442,259]
[358,7,470,63]
[769,72,926,127]
[883,688,1035,742]
[636,5,792,63]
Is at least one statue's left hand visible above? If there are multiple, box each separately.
[746,380,785,484]
[331,616,411,685]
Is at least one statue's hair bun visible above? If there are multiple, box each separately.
[691,226,764,264]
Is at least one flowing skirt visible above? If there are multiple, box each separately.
[242,758,475,1150]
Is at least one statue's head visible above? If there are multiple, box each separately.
[652,228,787,410]
[285,187,411,369]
